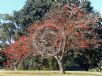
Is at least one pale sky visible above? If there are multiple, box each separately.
[0,0,26,14]
[91,0,102,16]
[0,0,102,15]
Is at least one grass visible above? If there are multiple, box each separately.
[0,70,102,76]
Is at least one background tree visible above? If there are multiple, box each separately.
[0,14,16,46]
[0,14,17,68]
[64,48,102,71]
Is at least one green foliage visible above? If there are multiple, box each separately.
[0,14,16,45]
[64,48,102,71]
[20,55,58,70]
[13,0,53,29]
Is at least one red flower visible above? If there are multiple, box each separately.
[74,32,82,37]
[77,12,83,17]
[80,40,88,48]
[20,35,25,41]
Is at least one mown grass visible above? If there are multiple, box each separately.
[0,70,102,76]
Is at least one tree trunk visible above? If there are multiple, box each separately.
[55,57,65,74]
[13,64,17,71]
[57,60,65,74]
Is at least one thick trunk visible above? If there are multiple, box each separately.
[54,56,65,74]
[57,59,65,74]
[13,65,17,71]
[13,63,18,71]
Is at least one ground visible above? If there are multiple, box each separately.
[0,70,102,76]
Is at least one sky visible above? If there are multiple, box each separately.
[0,0,102,15]
[0,0,26,14]
[91,0,102,16]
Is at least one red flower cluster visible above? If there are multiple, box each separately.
[3,35,32,68]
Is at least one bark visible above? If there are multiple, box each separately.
[57,59,65,74]
[54,56,65,74]
[13,64,17,71]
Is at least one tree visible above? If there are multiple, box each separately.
[28,2,101,73]
[2,35,31,70]
[12,0,100,70]
[71,48,102,71]
[12,0,78,70]
[13,0,53,32]
[0,14,16,46]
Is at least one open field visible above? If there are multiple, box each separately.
[0,70,102,76]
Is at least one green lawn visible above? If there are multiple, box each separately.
[0,70,102,76]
